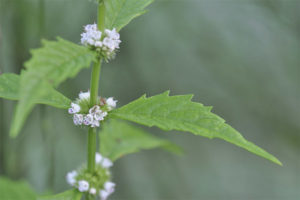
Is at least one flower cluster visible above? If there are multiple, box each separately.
[66,153,115,200]
[68,91,117,128]
[81,24,121,61]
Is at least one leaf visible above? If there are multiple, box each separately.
[10,37,97,137]
[38,190,82,200]
[105,0,154,31]
[100,119,182,161]
[0,73,71,109]
[0,177,36,200]
[110,91,282,165]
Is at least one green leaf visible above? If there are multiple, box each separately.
[0,177,36,200]
[10,37,97,137]
[0,73,71,109]
[100,119,182,161]
[38,190,82,200]
[105,0,154,31]
[110,91,282,165]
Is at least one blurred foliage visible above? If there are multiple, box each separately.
[0,0,299,199]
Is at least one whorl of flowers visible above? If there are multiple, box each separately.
[81,24,121,61]
[66,153,115,200]
[68,91,117,128]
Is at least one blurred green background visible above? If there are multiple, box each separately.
[0,0,299,199]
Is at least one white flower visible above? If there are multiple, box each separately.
[95,152,103,164]
[104,181,116,194]
[99,189,110,200]
[79,91,90,100]
[91,119,100,128]
[78,180,89,192]
[102,37,116,51]
[89,105,107,122]
[81,24,102,47]
[106,97,117,110]
[89,105,100,114]
[94,110,107,121]
[73,114,84,125]
[105,28,120,40]
[101,158,113,168]
[83,114,94,125]
[66,170,77,186]
[84,24,97,32]
[99,181,116,200]
[68,103,81,114]
[89,188,97,195]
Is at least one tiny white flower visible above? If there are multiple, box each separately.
[89,188,97,195]
[68,103,81,114]
[78,180,89,192]
[101,158,113,168]
[66,170,77,186]
[79,91,90,100]
[95,152,103,164]
[83,114,94,125]
[99,189,110,200]
[105,28,120,40]
[94,110,107,121]
[104,181,116,194]
[84,24,97,32]
[102,37,116,51]
[73,114,84,125]
[89,105,101,114]
[91,119,100,128]
[106,97,117,110]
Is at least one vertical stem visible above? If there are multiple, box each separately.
[87,60,101,172]
[87,1,105,172]
[98,1,105,31]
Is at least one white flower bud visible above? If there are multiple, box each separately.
[78,180,89,192]
[99,189,110,200]
[79,91,90,100]
[104,181,116,194]
[95,152,103,164]
[89,188,97,195]
[66,170,77,186]
[101,158,113,168]
[106,97,117,110]
[68,103,81,114]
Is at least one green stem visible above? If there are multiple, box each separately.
[98,2,105,31]
[87,2,105,173]
[87,60,102,172]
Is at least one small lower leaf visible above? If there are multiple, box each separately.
[100,119,182,161]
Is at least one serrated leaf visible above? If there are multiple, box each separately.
[100,119,182,161]
[110,91,282,165]
[0,177,36,200]
[38,190,82,200]
[10,37,97,137]
[0,73,71,109]
[105,0,154,31]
